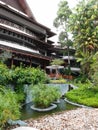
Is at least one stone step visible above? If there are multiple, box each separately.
[12,127,39,130]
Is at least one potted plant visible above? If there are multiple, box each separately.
[30,83,61,111]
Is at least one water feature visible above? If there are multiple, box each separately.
[47,83,69,96]
[21,84,78,120]
[21,99,77,120]
[24,84,33,104]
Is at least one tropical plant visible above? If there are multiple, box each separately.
[90,52,98,86]
[65,82,98,107]
[11,66,49,86]
[53,0,74,72]
[0,63,11,86]
[9,66,50,104]
[68,0,98,77]
[31,83,61,108]
[50,58,64,66]
[0,86,20,129]
[53,0,72,46]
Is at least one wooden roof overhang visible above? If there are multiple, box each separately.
[0,41,52,62]
[0,24,55,52]
[0,2,56,38]
[0,0,37,21]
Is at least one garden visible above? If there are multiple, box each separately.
[1,52,98,129]
[65,52,98,107]
[0,63,63,129]
[1,0,98,129]
[53,0,98,113]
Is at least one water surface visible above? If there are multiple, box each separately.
[21,99,78,120]
[21,84,78,120]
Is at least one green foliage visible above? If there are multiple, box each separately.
[0,86,20,128]
[0,63,11,86]
[0,64,50,106]
[0,51,12,64]
[50,58,64,66]
[50,79,66,84]
[53,0,73,47]
[62,67,72,75]
[54,0,72,28]
[0,63,49,88]
[31,83,61,108]
[73,73,89,83]
[66,82,98,107]
[11,66,49,85]
[68,0,98,76]
[90,52,98,86]
[9,66,49,104]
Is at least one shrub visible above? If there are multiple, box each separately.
[11,67,49,85]
[31,83,61,108]
[0,63,11,86]
[50,79,66,84]
[65,82,98,107]
[10,67,49,103]
[0,86,20,128]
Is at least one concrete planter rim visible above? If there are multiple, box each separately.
[31,103,57,112]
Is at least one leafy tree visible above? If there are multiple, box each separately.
[68,0,98,76]
[53,0,73,71]
[53,0,72,46]
[54,0,98,78]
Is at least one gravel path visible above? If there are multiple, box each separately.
[7,108,98,130]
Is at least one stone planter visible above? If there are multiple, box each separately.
[31,103,57,112]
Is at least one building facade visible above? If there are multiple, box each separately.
[0,0,57,68]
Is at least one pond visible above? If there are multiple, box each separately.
[21,99,78,120]
[21,84,78,120]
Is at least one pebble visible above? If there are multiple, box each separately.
[7,108,98,130]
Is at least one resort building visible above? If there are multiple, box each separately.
[0,0,57,68]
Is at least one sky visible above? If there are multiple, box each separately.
[27,0,79,43]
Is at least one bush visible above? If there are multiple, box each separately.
[50,79,66,84]
[31,83,61,108]
[10,67,49,103]
[0,63,11,86]
[11,67,49,85]
[0,86,20,128]
[65,82,98,107]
